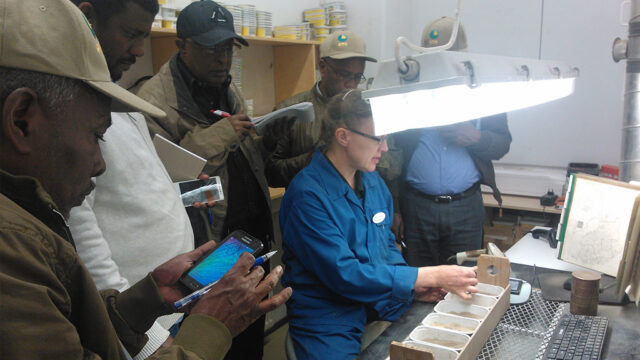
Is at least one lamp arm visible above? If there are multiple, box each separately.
[394,0,463,75]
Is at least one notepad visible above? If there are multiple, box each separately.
[152,134,207,182]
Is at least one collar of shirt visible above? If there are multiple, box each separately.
[313,82,331,104]
[323,151,365,199]
[177,54,233,121]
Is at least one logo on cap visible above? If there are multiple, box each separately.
[82,16,103,54]
[429,30,439,39]
[337,34,348,47]
[212,7,227,22]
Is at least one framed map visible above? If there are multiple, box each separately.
[558,174,640,277]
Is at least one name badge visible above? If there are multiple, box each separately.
[372,212,386,224]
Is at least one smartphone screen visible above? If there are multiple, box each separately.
[181,231,263,290]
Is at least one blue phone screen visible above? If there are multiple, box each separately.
[188,236,254,286]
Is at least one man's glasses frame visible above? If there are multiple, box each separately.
[324,59,367,84]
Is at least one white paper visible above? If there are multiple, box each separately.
[251,102,315,135]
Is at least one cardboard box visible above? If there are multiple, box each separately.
[483,223,515,251]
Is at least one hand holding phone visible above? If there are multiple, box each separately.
[190,253,292,336]
[180,230,264,291]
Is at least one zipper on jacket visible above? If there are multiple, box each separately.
[52,207,74,245]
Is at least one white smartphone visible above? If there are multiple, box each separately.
[175,176,224,207]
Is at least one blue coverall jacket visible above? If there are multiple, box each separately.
[280,150,419,359]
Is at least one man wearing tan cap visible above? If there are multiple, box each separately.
[380,17,512,267]
[263,31,377,188]
[0,1,290,359]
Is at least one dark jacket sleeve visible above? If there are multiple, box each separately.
[264,129,314,188]
[467,113,512,161]
[377,134,404,212]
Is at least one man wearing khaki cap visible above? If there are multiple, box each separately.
[380,17,512,267]
[0,1,290,359]
[263,31,377,188]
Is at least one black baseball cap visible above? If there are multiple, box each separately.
[177,1,248,48]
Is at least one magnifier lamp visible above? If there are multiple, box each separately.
[362,5,580,136]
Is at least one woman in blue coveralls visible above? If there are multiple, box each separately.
[280,89,479,359]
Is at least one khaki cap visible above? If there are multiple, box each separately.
[319,31,377,62]
[0,0,165,118]
[421,16,467,51]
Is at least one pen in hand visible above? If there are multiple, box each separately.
[173,250,278,309]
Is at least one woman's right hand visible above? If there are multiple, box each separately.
[415,265,478,300]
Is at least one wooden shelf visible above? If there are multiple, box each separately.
[150,28,320,46]
[482,192,562,214]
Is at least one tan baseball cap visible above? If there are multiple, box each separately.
[421,16,468,51]
[0,0,165,118]
[319,31,377,62]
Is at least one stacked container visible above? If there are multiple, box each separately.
[160,5,177,29]
[222,4,243,35]
[303,8,326,26]
[240,5,257,36]
[323,1,347,36]
[274,24,310,41]
[256,11,273,37]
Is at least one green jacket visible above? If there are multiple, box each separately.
[0,170,231,359]
[377,114,512,209]
[264,83,331,188]
[137,54,272,241]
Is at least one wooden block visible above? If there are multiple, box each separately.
[477,255,511,288]
[389,341,434,360]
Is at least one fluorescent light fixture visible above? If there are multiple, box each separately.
[363,44,579,136]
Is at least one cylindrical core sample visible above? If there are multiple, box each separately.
[570,271,601,316]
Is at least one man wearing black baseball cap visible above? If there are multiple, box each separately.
[137,2,273,359]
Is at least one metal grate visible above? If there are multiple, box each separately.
[477,289,565,360]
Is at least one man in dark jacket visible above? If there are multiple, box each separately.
[0,1,290,359]
[137,2,274,358]
[378,17,512,266]
[263,31,377,188]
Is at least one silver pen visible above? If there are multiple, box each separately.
[173,250,278,309]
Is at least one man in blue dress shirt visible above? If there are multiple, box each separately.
[378,17,512,266]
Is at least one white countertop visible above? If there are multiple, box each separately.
[505,230,592,272]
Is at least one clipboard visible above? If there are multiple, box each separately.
[152,134,207,182]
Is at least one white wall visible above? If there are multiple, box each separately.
[405,0,627,169]
[507,0,626,168]
[123,0,628,172]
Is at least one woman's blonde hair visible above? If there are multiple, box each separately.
[322,88,373,144]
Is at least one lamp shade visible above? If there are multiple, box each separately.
[362,51,578,136]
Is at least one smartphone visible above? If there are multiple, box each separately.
[175,176,224,207]
[180,230,264,291]
[509,278,523,295]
